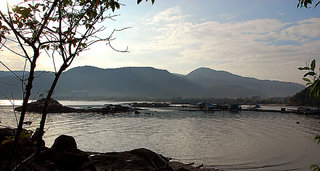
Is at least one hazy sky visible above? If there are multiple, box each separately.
[0,0,319,84]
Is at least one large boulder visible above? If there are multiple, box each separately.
[89,148,171,170]
[51,135,78,151]
[38,135,90,170]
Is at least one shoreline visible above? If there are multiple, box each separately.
[0,128,222,171]
[11,98,320,115]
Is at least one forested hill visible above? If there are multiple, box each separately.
[0,66,304,99]
[186,67,304,98]
[289,87,320,106]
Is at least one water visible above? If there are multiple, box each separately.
[0,100,320,171]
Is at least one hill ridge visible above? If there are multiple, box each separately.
[0,66,304,99]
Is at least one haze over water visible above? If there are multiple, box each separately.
[1,100,320,170]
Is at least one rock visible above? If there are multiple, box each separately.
[51,135,78,152]
[130,148,170,169]
[14,98,131,114]
[0,127,16,142]
[38,135,90,170]
[88,149,172,171]
[0,128,35,168]
[170,161,222,171]
[0,133,222,171]
[15,98,76,113]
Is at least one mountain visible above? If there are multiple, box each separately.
[54,66,204,99]
[0,66,305,99]
[0,71,55,99]
[186,67,304,98]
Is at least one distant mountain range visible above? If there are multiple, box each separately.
[0,66,305,99]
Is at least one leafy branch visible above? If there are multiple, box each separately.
[298,0,320,8]
[1,0,155,170]
[298,59,320,97]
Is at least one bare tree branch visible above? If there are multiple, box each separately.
[0,61,25,84]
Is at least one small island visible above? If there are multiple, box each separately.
[15,98,132,114]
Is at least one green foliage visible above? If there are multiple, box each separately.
[289,86,320,106]
[1,129,33,145]
[299,59,320,97]
[0,0,136,47]
[0,19,8,42]
[0,0,156,168]
[314,135,320,143]
[311,164,320,171]
[0,0,156,57]
[300,60,320,171]
[137,0,155,4]
[298,0,320,8]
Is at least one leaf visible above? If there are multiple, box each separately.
[111,5,115,12]
[2,139,13,145]
[304,72,316,77]
[35,3,40,9]
[310,164,320,171]
[304,0,313,7]
[302,77,311,82]
[138,0,155,4]
[298,66,310,70]
[18,22,23,28]
[314,135,320,143]
[115,2,120,9]
[311,59,316,70]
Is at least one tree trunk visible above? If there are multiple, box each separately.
[36,64,67,156]
[4,55,38,170]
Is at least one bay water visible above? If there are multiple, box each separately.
[0,100,320,170]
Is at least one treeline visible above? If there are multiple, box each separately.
[169,96,290,105]
[53,96,290,105]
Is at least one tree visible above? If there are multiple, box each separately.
[298,0,320,8]
[299,59,320,97]
[297,1,320,168]
[0,0,154,170]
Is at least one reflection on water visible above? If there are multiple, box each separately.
[0,101,320,171]
[0,99,24,106]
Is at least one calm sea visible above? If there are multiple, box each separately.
[0,100,320,171]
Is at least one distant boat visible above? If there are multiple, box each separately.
[217,103,230,110]
[130,102,170,108]
[205,104,217,111]
[247,104,261,110]
[230,104,242,110]
[297,106,319,114]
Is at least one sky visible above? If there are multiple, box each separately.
[0,0,319,84]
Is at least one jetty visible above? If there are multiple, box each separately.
[178,102,320,115]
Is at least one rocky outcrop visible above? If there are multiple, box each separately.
[0,129,222,170]
[15,98,131,114]
[15,98,76,113]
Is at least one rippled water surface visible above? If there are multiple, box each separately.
[1,101,320,171]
